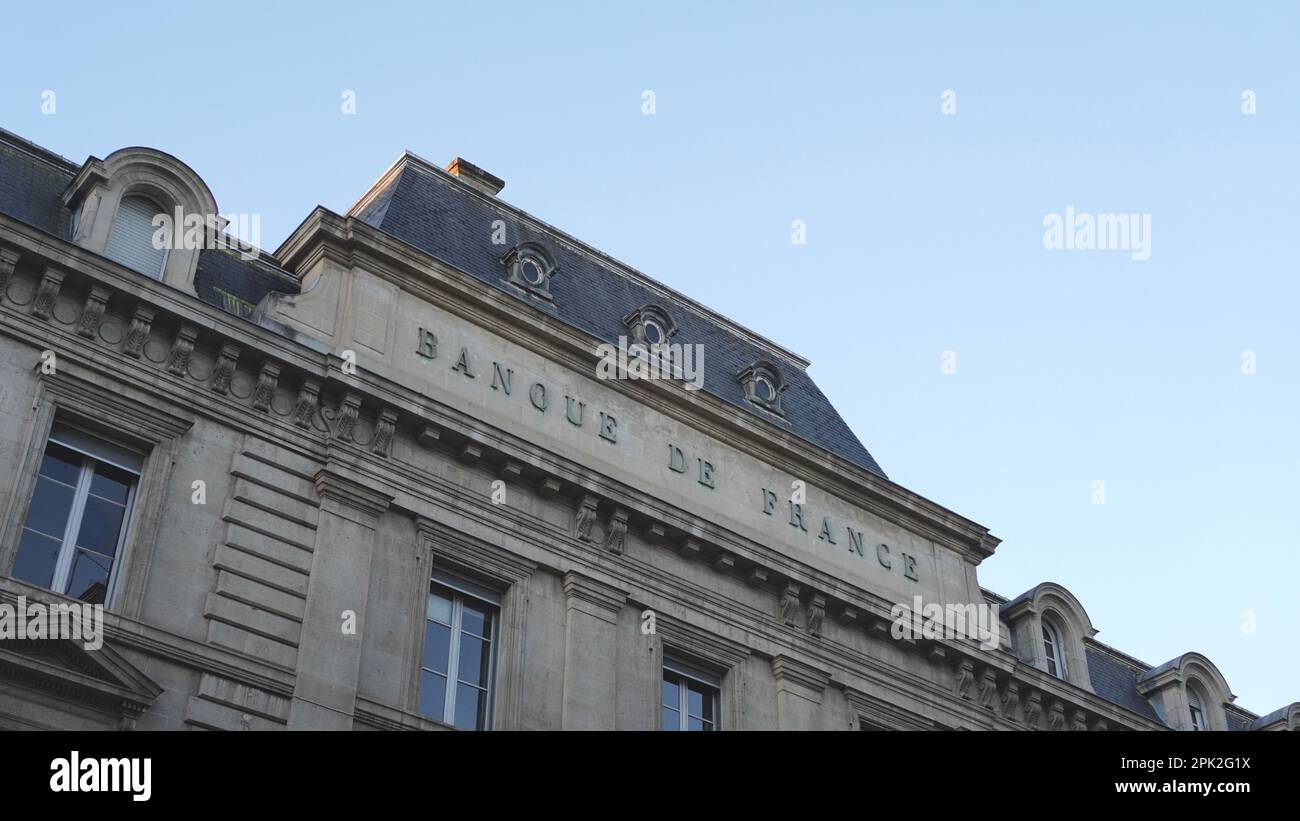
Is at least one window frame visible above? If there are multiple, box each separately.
[11,422,143,606]
[660,655,722,731]
[417,568,501,731]
[1042,620,1066,679]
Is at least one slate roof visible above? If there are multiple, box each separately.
[352,157,886,478]
[1085,645,1161,722]
[0,129,298,317]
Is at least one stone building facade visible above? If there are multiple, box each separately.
[0,127,1293,731]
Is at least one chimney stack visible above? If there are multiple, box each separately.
[445,157,504,197]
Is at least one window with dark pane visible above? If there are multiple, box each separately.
[661,657,721,731]
[416,575,499,730]
[12,423,141,604]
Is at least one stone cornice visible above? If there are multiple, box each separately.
[771,654,832,694]
[314,463,394,521]
[562,570,628,618]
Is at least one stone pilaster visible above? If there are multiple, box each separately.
[560,571,627,730]
[285,464,394,730]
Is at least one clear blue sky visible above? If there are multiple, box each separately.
[3,2,1296,714]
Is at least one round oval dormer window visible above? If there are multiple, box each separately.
[520,257,546,286]
[755,374,777,402]
[643,319,665,345]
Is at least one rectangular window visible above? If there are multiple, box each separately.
[11,422,142,605]
[661,657,721,731]
[417,570,499,731]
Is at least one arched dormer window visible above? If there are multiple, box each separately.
[500,242,557,300]
[1001,582,1097,692]
[737,361,786,415]
[623,304,677,347]
[105,194,168,280]
[63,146,222,296]
[1041,620,1066,679]
[1135,653,1235,731]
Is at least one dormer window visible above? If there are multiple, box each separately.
[623,304,676,347]
[737,361,786,415]
[501,242,557,300]
[105,194,168,280]
[63,146,223,297]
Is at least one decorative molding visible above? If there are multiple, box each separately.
[371,407,397,457]
[771,654,831,696]
[677,538,702,561]
[335,392,362,441]
[166,324,199,376]
[604,507,628,555]
[778,582,801,626]
[30,266,64,320]
[122,304,155,358]
[251,361,280,412]
[41,371,195,443]
[746,566,769,587]
[0,245,20,300]
[807,594,826,637]
[314,465,394,520]
[1000,679,1022,722]
[1070,709,1089,732]
[1047,699,1067,731]
[561,571,627,620]
[75,285,111,338]
[955,659,975,700]
[210,342,240,395]
[573,494,599,542]
[1024,690,1043,729]
[846,688,944,731]
[977,666,998,710]
[292,377,321,428]
[416,424,440,448]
